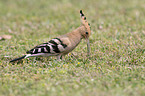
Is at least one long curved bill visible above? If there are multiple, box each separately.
[87,39,90,56]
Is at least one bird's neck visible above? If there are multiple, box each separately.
[67,26,85,39]
[66,26,85,46]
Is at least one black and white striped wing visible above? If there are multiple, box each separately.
[26,38,67,56]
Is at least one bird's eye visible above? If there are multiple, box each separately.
[86,32,88,34]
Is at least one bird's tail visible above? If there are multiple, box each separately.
[10,55,26,62]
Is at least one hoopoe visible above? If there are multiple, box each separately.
[10,10,91,62]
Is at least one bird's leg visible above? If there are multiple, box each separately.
[57,54,62,60]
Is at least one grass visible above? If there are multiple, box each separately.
[0,0,145,96]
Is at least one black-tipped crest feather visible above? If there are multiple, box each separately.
[80,10,84,17]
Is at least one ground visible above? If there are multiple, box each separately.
[0,0,145,96]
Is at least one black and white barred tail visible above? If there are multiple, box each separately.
[10,55,26,62]
[10,38,67,62]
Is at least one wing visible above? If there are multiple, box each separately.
[26,38,67,55]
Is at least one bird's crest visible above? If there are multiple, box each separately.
[80,10,91,38]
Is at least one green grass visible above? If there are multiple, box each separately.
[0,0,145,96]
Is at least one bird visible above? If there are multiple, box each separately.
[10,10,91,62]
